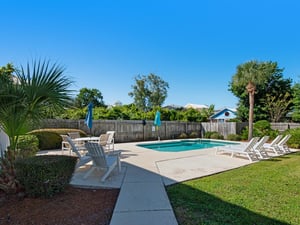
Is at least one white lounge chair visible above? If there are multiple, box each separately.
[275,134,291,153]
[66,136,92,169]
[216,137,260,162]
[264,134,282,153]
[84,142,121,182]
[253,136,270,159]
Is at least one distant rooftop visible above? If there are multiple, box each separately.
[184,103,209,109]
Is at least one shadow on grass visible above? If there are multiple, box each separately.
[167,183,290,225]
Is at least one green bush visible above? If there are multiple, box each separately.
[29,128,87,150]
[204,131,223,139]
[253,120,272,137]
[283,128,300,148]
[226,134,241,141]
[203,131,214,138]
[241,120,279,140]
[210,132,224,140]
[178,132,188,139]
[15,155,77,198]
[189,131,199,138]
[16,134,39,158]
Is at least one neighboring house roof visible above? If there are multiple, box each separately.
[163,104,183,110]
[210,108,237,120]
[184,103,209,110]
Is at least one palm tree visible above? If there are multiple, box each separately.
[231,61,269,140]
[0,60,73,153]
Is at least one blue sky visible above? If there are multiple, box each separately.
[1,0,300,109]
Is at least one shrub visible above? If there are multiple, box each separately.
[189,131,199,138]
[253,120,272,137]
[227,134,241,141]
[16,134,39,158]
[210,132,224,140]
[29,128,87,150]
[204,131,223,139]
[15,155,77,198]
[241,120,279,140]
[283,128,300,148]
[203,131,214,139]
[178,132,188,139]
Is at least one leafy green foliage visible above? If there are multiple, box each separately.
[292,83,300,122]
[226,134,242,141]
[15,155,77,198]
[204,131,224,139]
[16,135,39,158]
[74,87,105,108]
[230,61,292,122]
[58,104,214,122]
[0,60,73,151]
[241,120,279,140]
[283,128,300,148]
[29,128,87,150]
[264,92,292,122]
[128,73,169,111]
[167,152,300,225]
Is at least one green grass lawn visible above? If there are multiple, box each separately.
[166,152,300,225]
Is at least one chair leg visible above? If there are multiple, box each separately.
[101,167,114,182]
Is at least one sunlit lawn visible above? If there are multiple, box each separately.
[167,152,300,225]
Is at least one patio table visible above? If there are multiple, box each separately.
[74,136,100,142]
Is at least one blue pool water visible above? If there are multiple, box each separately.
[137,139,236,152]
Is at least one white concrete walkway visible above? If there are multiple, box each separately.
[109,140,251,225]
[62,140,253,225]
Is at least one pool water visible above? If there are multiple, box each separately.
[137,139,236,152]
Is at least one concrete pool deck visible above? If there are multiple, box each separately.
[64,139,253,225]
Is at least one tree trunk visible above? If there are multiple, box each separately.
[248,92,254,140]
[247,82,255,141]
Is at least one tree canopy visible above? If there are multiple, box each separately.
[74,87,105,108]
[292,83,300,122]
[229,61,292,122]
[128,73,169,111]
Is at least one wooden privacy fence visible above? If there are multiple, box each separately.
[270,123,300,132]
[39,119,250,143]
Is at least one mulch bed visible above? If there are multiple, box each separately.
[0,186,120,225]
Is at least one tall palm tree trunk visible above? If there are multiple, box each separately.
[247,81,255,140]
[248,91,254,140]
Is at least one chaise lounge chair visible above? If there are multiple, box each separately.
[275,134,291,153]
[264,134,291,155]
[263,135,282,155]
[253,136,270,159]
[83,142,121,182]
[216,137,260,162]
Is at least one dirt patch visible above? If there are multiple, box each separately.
[0,186,119,225]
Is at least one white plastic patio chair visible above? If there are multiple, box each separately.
[84,142,121,182]
[60,134,71,155]
[66,136,92,169]
[106,131,115,151]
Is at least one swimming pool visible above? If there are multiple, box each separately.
[137,139,237,152]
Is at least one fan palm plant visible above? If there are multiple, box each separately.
[0,60,73,193]
[0,59,73,154]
